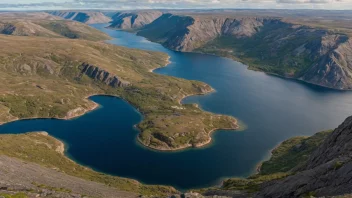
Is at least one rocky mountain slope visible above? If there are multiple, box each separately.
[182,116,352,198]
[136,13,352,90]
[108,11,163,30]
[49,11,111,24]
[80,62,131,87]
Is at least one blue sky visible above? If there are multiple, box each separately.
[0,0,351,10]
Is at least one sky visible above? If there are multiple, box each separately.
[0,0,351,10]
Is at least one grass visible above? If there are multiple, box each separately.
[0,13,110,41]
[0,193,27,198]
[191,130,332,195]
[259,130,332,175]
[0,132,177,197]
[0,28,237,151]
[196,22,324,78]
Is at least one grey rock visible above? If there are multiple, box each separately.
[80,62,130,88]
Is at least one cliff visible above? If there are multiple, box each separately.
[48,11,111,24]
[108,11,163,30]
[137,14,352,90]
[257,116,352,197]
[80,63,130,87]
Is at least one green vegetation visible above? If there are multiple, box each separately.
[0,13,110,41]
[0,25,237,150]
[196,22,323,77]
[193,130,332,195]
[0,132,177,197]
[259,130,332,175]
[0,193,27,198]
[38,20,111,41]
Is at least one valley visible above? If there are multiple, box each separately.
[1,9,352,198]
[104,10,352,90]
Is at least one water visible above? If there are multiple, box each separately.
[1,23,352,190]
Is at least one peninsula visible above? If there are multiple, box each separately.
[0,12,238,151]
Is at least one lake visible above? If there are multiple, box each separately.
[1,23,352,190]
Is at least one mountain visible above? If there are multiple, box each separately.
[0,13,110,41]
[135,13,352,90]
[48,11,111,24]
[108,11,163,30]
[179,116,352,198]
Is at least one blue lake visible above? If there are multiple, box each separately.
[1,23,352,190]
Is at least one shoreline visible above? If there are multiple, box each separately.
[0,96,100,126]
[0,55,239,152]
[135,56,240,152]
[132,31,350,92]
[191,51,351,91]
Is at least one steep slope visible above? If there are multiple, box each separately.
[137,14,352,90]
[185,116,352,198]
[109,11,163,30]
[49,11,111,24]
[257,116,352,197]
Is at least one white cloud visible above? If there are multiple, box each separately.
[0,0,351,10]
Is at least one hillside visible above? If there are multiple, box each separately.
[108,11,163,30]
[0,31,237,151]
[0,13,110,41]
[135,13,352,90]
[49,11,111,24]
[182,116,352,198]
[0,132,176,197]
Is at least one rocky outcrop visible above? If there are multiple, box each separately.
[49,11,111,24]
[256,116,352,197]
[109,11,163,30]
[138,15,277,52]
[302,36,352,89]
[80,63,130,87]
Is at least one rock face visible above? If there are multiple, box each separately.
[80,63,130,87]
[138,15,272,51]
[109,11,163,30]
[256,116,352,197]
[49,11,111,24]
[137,14,352,90]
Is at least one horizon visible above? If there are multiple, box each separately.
[1,0,351,11]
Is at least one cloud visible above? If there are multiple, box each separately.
[0,0,350,10]
[277,0,344,3]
